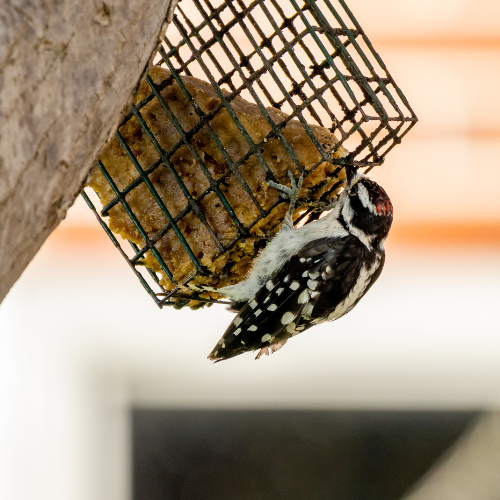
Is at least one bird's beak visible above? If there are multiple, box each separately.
[345,165,362,188]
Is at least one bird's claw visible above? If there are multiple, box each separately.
[267,169,303,202]
[267,169,304,229]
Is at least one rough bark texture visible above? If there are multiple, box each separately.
[0,0,178,304]
[403,412,500,500]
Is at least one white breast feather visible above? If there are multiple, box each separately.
[219,203,348,302]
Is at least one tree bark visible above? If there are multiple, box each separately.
[0,0,178,304]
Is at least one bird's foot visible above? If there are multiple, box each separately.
[267,169,303,204]
[267,170,304,229]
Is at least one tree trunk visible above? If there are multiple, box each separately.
[0,0,178,304]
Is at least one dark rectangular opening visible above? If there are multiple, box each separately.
[133,409,477,500]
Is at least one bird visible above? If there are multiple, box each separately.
[207,167,393,362]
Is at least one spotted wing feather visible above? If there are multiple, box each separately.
[208,258,313,361]
[208,235,371,362]
[298,235,376,327]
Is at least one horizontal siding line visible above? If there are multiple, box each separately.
[389,222,500,247]
[398,130,500,141]
[48,221,500,250]
[372,37,500,50]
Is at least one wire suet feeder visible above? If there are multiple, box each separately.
[83,0,417,309]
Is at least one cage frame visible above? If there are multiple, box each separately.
[83,0,418,309]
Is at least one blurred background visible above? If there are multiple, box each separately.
[1,0,499,498]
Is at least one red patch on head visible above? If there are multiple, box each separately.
[363,179,393,217]
[375,196,393,216]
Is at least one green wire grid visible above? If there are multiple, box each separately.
[82,0,417,309]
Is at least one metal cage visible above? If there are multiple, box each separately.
[82,0,417,309]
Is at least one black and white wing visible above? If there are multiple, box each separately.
[208,235,381,362]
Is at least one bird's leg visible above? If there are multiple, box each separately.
[267,169,303,230]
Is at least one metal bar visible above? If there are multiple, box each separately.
[128,239,169,294]
[81,190,164,308]
[304,0,388,121]
[158,48,265,216]
[253,0,348,156]
[177,5,237,91]
[288,0,368,121]
[227,0,337,162]
[209,0,284,109]
[145,74,248,237]
[336,0,418,122]
[109,65,350,263]
[112,134,201,277]
[171,13,279,182]
[84,0,418,308]
[262,0,346,128]
[130,103,225,252]
[193,0,308,173]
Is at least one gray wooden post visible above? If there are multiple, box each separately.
[0,0,178,303]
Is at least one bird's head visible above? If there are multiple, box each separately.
[341,168,393,250]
